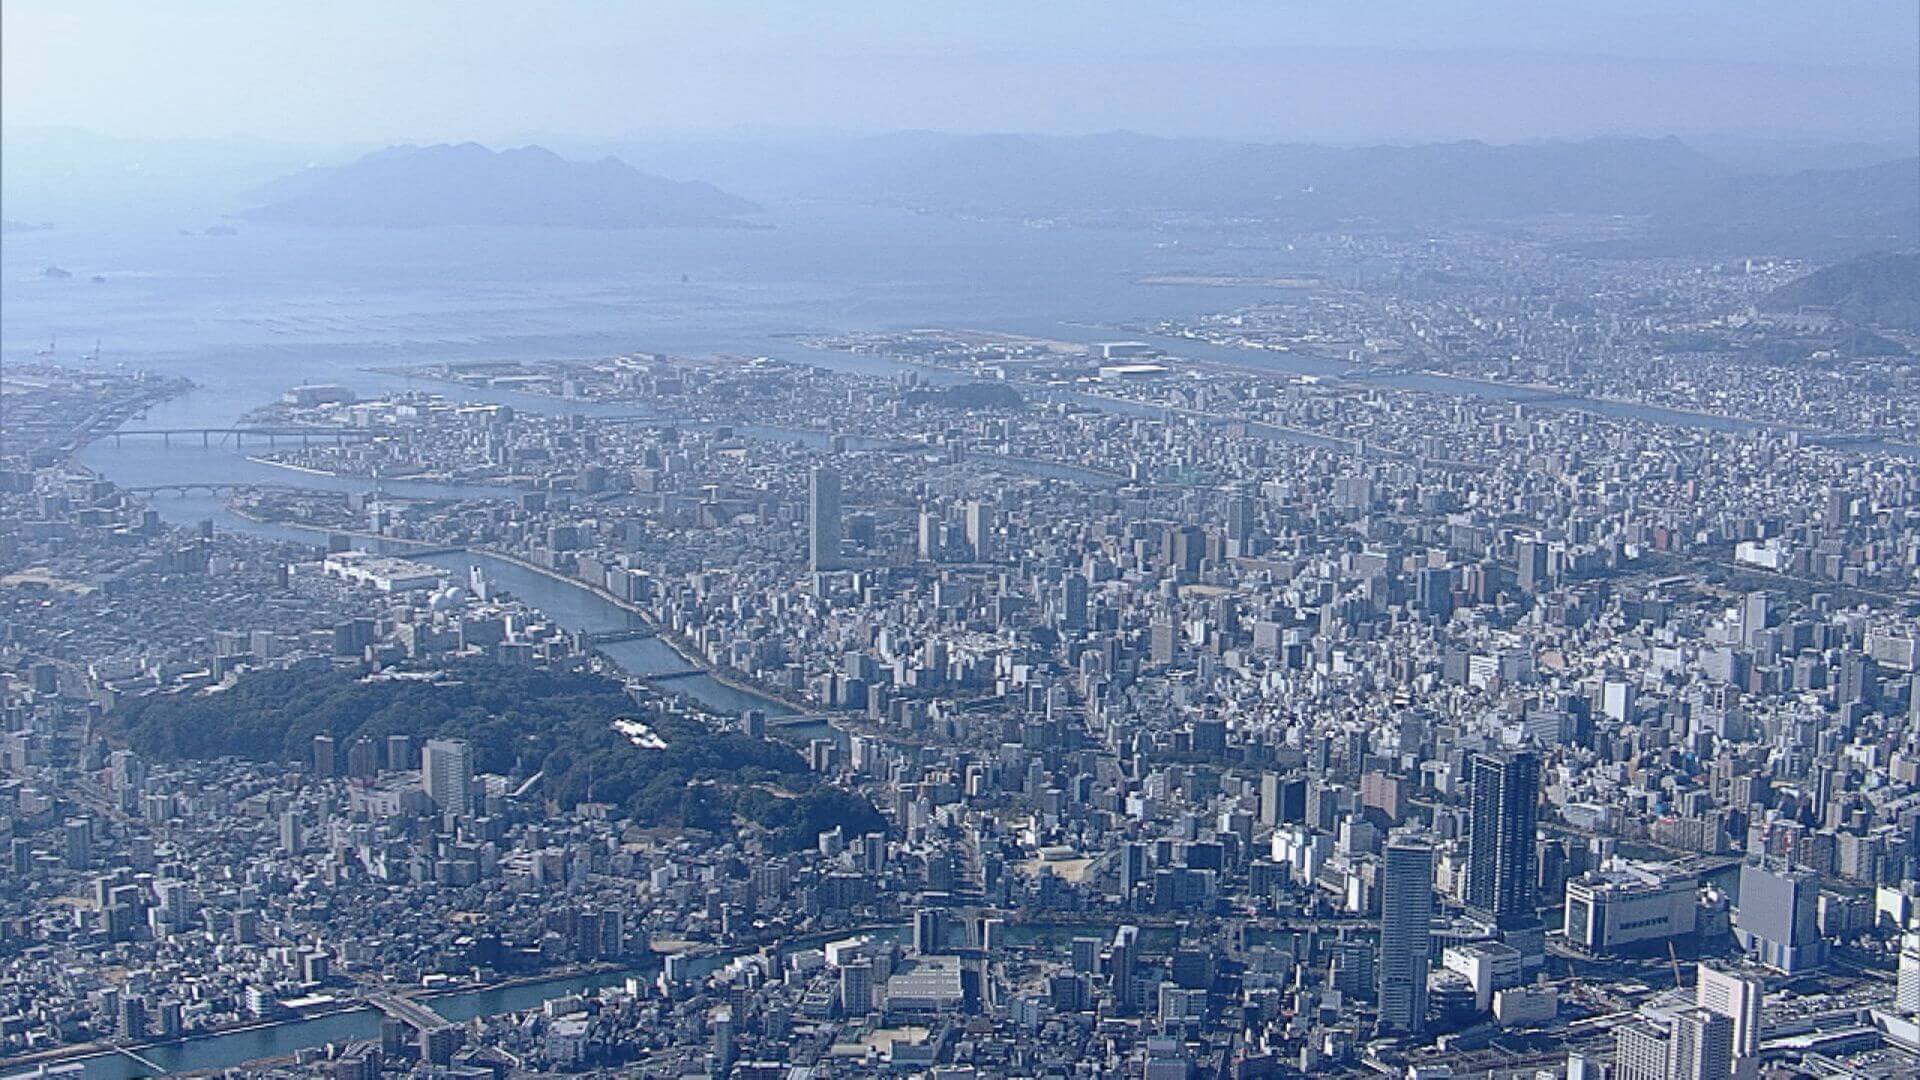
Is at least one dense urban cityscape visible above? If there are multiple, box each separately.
[8,227,1920,1079]
[4,4,1920,1080]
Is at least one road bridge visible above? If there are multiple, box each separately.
[366,992,450,1033]
[580,628,657,645]
[122,481,318,497]
[109,426,380,448]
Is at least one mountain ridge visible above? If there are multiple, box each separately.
[244,142,759,228]
[1763,251,1920,329]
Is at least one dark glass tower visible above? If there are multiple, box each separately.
[1466,749,1539,927]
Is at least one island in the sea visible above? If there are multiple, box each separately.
[243,142,759,229]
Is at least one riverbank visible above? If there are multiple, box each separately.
[0,1003,370,1078]
[469,548,815,715]
[240,453,536,491]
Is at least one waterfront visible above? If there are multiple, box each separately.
[23,921,925,1080]
[26,951,732,1080]
[414,550,798,719]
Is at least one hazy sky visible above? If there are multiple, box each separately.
[5,1,1916,145]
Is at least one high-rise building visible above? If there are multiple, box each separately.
[62,817,91,869]
[1071,936,1101,973]
[1416,565,1454,620]
[386,733,412,772]
[279,809,303,854]
[1467,750,1539,928]
[1060,574,1089,631]
[1517,537,1548,593]
[1378,835,1434,1035]
[1666,1008,1733,1080]
[839,959,873,1017]
[913,908,946,955]
[963,500,993,561]
[1741,591,1772,648]
[117,996,148,1039]
[1111,924,1140,1013]
[712,1007,735,1075]
[1150,618,1177,666]
[915,507,939,562]
[1613,1021,1670,1080]
[1224,496,1256,543]
[1734,862,1826,974]
[1695,965,1763,1061]
[313,733,337,778]
[808,466,843,572]
[422,738,475,816]
[1896,932,1920,1012]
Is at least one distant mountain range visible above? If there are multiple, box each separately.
[3,127,1909,254]
[243,143,759,228]
[1764,252,1920,329]
[563,131,1910,256]
[749,131,1738,221]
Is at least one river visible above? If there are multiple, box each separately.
[30,933,831,1080]
[411,550,798,719]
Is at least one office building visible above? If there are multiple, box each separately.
[808,466,843,572]
[964,500,993,561]
[1667,1008,1733,1080]
[1734,862,1826,974]
[1378,835,1434,1035]
[1615,1019,1670,1080]
[1897,933,1920,1013]
[1695,964,1762,1071]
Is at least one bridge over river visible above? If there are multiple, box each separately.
[108,426,381,448]
[365,992,451,1034]
[123,481,322,497]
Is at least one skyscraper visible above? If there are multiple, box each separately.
[1695,965,1762,1063]
[1060,573,1088,631]
[1741,591,1772,648]
[808,465,843,572]
[963,500,993,561]
[1467,750,1540,928]
[1111,924,1140,1013]
[1378,835,1433,1035]
[1516,536,1548,593]
[422,737,475,816]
